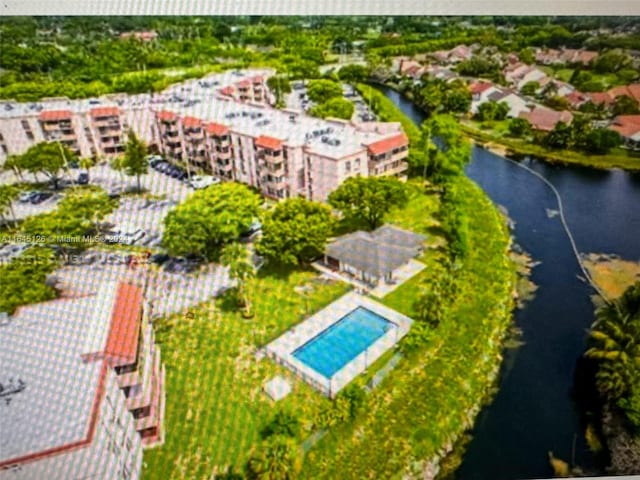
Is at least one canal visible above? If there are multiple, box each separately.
[382,87,640,479]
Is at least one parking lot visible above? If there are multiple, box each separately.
[52,259,233,319]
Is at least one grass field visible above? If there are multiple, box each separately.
[142,267,349,479]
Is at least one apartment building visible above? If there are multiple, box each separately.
[150,99,409,201]
[0,280,165,480]
[0,69,274,165]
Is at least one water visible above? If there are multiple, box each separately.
[381,87,640,479]
[292,307,393,378]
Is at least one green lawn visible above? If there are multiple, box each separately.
[301,177,516,478]
[142,267,349,479]
[554,68,574,82]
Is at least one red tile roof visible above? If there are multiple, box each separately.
[252,76,263,83]
[104,282,143,365]
[236,80,251,88]
[608,84,640,103]
[219,86,234,96]
[156,110,178,122]
[609,115,640,138]
[205,122,230,136]
[181,116,202,128]
[470,81,494,94]
[90,106,119,118]
[588,92,614,106]
[366,133,409,155]
[38,110,72,121]
[255,135,283,150]
[564,91,587,107]
[519,107,573,132]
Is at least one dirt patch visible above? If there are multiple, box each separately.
[582,253,640,300]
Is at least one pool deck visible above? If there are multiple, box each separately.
[264,291,413,397]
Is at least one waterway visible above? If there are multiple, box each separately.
[382,87,640,479]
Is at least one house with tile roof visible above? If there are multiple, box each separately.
[519,107,573,132]
[609,115,640,149]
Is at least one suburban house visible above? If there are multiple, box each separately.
[432,45,473,65]
[323,225,425,287]
[564,91,589,109]
[535,48,598,66]
[119,31,158,42]
[609,115,640,150]
[587,91,615,108]
[469,81,504,114]
[519,107,574,131]
[608,84,640,104]
[504,63,549,90]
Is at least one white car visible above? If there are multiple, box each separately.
[189,175,220,190]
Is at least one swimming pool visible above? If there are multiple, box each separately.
[292,307,395,378]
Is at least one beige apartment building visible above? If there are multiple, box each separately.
[151,98,409,201]
[0,69,274,164]
[0,280,165,480]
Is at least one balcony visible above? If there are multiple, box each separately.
[217,160,234,172]
[266,162,285,176]
[372,161,409,177]
[94,117,120,128]
[264,175,287,189]
[216,148,231,160]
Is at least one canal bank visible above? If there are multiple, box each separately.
[381,86,640,479]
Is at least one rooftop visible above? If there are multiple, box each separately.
[0,280,143,466]
[158,98,404,159]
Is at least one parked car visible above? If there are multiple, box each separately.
[149,252,171,266]
[240,220,262,240]
[30,192,53,204]
[155,162,171,173]
[77,172,89,185]
[164,256,201,273]
[189,175,220,190]
[18,191,38,203]
[148,155,164,168]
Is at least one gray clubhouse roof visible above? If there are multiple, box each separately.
[326,225,425,278]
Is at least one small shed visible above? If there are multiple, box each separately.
[264,376,291,401]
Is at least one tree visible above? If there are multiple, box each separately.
[256,198,334,266]
[246,435,302,480]
[337,64,370,84]
[545,95,571,111]
[121,130,148,191]
[163,182,261,259]
[475,100,509,121]
[15,141,77,189]
[0,185,19,227]
[306,79,343,103]
[591,50,633,74]
[3,155,25,181]
[585,282,640,402]
[260,410,301,439]
[220,242,255,317]
[583,128,621,155]
[518,47,535,65]
[612,95,640,116]
[57,187,117,237]
[328,176,408,231]
[308,97,354,120]
[414,260,457,327]
[508,117,532,137]
[545,121,573,149]
[110,155,126,192]
[520,81,540,97]
[266,76,291,105]
[423,114,472,181]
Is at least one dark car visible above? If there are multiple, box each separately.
[176,171,189,182]
[149,157,164,168]
[149,253,171,266]
[169,168,183,179]
[154,162,170,172]
[77,172,89,185]
[164,254,202,273]
[30,192,53,204]
[68,160,79,169]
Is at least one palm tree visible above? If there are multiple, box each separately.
[220,242,256,317]
[585,282,640,401]
[247,435,302,480]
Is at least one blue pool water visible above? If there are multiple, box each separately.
[292,307,394,378]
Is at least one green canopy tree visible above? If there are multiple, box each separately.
[414,260,458,328]
[328,176,408,231]
[612,95,640,116]
[57,187,117,237]
[79,156,96,181]
[246,435,302,480]
[520,81,540,97]
[423,114,472,181]
[306,79,343,103]
[337,64,370,84]
[256,198,334,266]
[508,117,532,137]
[260,410,302,439]
[121,130,148,192]
[163,182,261,259]
[15,141,77,189]
[309,97,354,120]
[220,242,255,317]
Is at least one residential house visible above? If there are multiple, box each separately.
[608,84,640,104]
[587,91,615,108]
[504,63,549,90]
[469,81,503,114]
[564,91,589,109]
[323,225,425,286]
[519,107,574,131]
[609,115,640,149]
[119,31,158,42]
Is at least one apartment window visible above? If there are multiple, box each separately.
[355,158,361,169]
[1,145,8,154]
[122,466,131,480]
[345,161,351,173]
[20,120,30,130]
